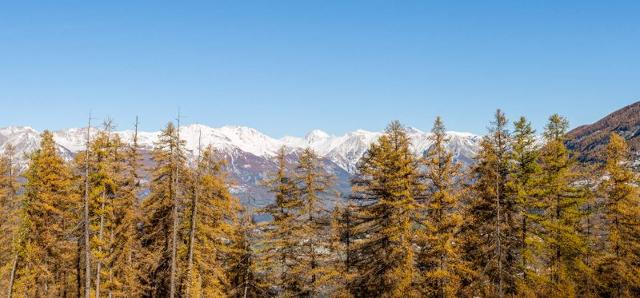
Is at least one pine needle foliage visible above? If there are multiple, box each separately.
[348,121,422,297]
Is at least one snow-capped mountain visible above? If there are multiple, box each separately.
[0,124,481,205]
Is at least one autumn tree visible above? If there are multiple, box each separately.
[416,117,469,297]
[183,146,242,297]
[109,119,145,297]
[258,147,304,296]
[507,116,544,293]
[0,144,20,296]
[537,114,587,296]
[462,110,519,296]
[348,121,421,297]
[141,122,188,297]
[13,131,80,296]
[291,148,338,296]
[595,133,640,296]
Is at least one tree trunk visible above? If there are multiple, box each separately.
[169,113,181,298]
[7,254,18,298]
[96,195,106,298]
[84,117,92,298]
[186,130,202,298]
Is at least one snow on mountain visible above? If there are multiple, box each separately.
[0,124,481,205]
[0,124,481,173]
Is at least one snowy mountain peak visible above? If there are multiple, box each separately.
[304,129,330,142]
[0,124,481,174]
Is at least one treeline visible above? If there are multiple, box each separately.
[0,111,639,297]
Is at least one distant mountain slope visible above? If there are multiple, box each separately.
[0,124,481,206]
[567,101,640,161]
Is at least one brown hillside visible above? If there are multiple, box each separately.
[567,101,640,161]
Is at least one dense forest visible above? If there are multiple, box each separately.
[0,110,639,298]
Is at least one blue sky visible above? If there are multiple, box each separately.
[0,1,638,136]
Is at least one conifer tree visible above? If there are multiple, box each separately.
[537,114,587,296]
[141,122,188,296]
[416,117,468,297]
[462,110,519,296]
[595,133,640,296]
[348,121,421,297]
[508,116,543,293]
[327,202,355,297]
[0,144,20,296]
[14,131,80,296]
[292,148,337,296]
[258,147,304,296]
[86,128,119,298]
[108,118,145,296]
[183,146,242,297]
[229,211,266,298]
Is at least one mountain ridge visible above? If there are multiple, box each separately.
[567,100,640,161]
[0,124,481,205]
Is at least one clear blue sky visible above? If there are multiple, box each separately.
[0,1,638,136]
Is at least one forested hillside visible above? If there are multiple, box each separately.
[567,101,640,162]
[0,108,639,297]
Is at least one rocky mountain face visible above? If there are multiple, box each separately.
[0,124,481,206]
[567,101,640,162]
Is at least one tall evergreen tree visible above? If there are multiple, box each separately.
[416,117,469,297]
[538,114,587,296]
[348,121,421,297]
[595,133,640,296]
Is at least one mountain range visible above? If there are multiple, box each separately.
[2,101,637,206]
[0,124,481,206]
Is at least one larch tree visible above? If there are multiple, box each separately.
[228,210,265,298]
[183,146,242,297]
[416,116,469,297]
[258,147,304,296]
[15,131,80,296]
[0,144,20,296]
[141,122,188,297]
[108,118,145,296]
[595,133,640,296]
[86,127,119,298]
[292,148,337,296]
[327,201,356,297]
[462,110,519,296]
[348,121,421,297]
[537,114,587,296]
[507,116,543,293]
